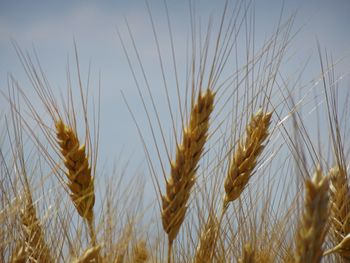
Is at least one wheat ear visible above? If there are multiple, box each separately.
[294,167,329,263]
[132,240,149,263]
[162,88,214,262]
[329,165,350,260]
[20,197,53,262]
[223,109,272,211]
[238,244,256,263]
[73,245,101,263]
[10,242,26,263]
[194,214,218,263]
[55,120,96,244]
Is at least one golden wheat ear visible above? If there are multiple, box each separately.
[20,196,53,262]
[132,240,149,263]
[55,119,96,244]
[194,213,218,263]
[325,165,350,260]
[330,166,350,241]
[10,242,26,263]
[161,88,214,262]
[324,233,350,258]
[72,245,101,263]
[238,243,256,263]
[294,167,329,263]
[223,109,272,211]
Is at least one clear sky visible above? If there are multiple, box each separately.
[1,0,350,182]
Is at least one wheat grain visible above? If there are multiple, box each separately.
[294,167,329,263]
[223,109,272,210]
[161,88,214,262]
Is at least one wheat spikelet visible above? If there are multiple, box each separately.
[329,165,350,257]
[20,197,53,262]
[132,240,149,263]
[223,109,272,210]
[294,167,329,263]
[194,214,218,263]
[324,233,350,259]
[73,245,101,263]
[55,120,95,223]
[161,88,214,261]
[238,244,256,263]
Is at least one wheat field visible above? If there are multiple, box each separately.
[1,0,350,262]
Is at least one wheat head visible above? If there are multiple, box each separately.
[20,197,53,262]
[55,120,95,223]
[194,214,218,263]
[223,109,272,210]
[161,88,214,258]
[73,245,101,263]
[10,242,26,263]
[324,233,350,259]
[238,244,256,263]
[294,167,329,263]
[330,166,350,238]
[55,119,97,247]
[132,240,149,263]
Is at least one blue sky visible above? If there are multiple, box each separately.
[1,0,350,182]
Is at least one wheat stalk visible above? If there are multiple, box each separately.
[294,167,329,263]
[223,109,272,211]
[20,196,53,262]
[55,119,96,244]
[161,88,214,263]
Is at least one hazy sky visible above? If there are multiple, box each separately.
[1,0,350,176]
